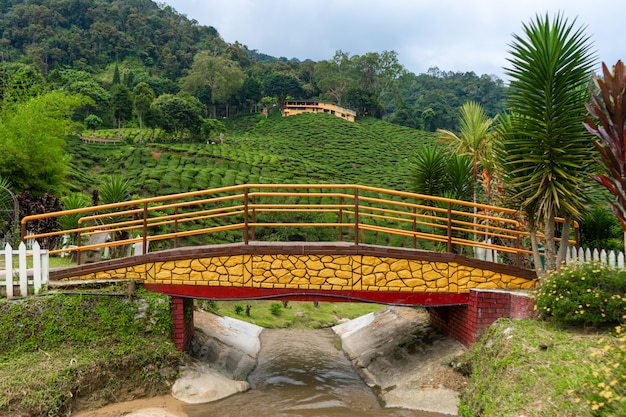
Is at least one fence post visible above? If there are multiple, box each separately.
[18,242,27,297]
[4,242,12,299]
[33,241,41,294]
[42,248,49,288]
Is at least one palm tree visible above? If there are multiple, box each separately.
[497,13,596,275]
[436,101,497,207]
[437,101,497,245]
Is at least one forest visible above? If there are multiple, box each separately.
[0,0,507,132]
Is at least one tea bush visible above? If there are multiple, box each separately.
[535,262,626,326]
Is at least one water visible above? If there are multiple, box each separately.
[184,328,447,417]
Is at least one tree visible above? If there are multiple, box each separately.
[263,72,302,108]
[66,80,111,117]
[239,77,262,113]
[353,51,405,112]
[0,62,45,110]
[344,88,383,118]
[111,84,133,139]
[584,60,626,247]
[0,91,86,195]
[153,93,204,140]
[412,145,473,202]
[497,13,596,274]
[436,101,496,209]
[314,51,355,105]
[181,52,245,117]
[133,82,154,143]
[84,114,103,136]
[112,63,121,85]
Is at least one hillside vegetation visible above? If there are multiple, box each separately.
[69,113,433,196]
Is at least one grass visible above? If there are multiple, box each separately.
[0,290,179,416]
[458,319,624,417]
[198,299,384,328]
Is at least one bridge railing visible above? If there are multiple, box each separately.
[20,184,576,269]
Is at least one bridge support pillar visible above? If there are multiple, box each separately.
[428,289,534,347]
[170,297,194,352]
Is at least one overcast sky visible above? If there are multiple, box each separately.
[163,0,624,80]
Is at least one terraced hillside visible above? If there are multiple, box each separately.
[68,113,434,196]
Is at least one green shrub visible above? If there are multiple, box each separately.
[234,304,244,315]
[535,261,626,326]
[269,302,282,316]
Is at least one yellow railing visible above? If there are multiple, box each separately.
[20,184,576,269]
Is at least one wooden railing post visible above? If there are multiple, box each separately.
[354,188,359,245]
[174,206,179,248]
[338,196,344,242]
[243,187,249,245]
[251,194,256,241]
[77,229,82,265]
[413,206,417,249]
[142,202,148,255]
[446,202,453,253]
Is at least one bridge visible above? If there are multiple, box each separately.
[21,184,570,350]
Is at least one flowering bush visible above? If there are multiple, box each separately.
[583,322,626,416]
[535,262,626,326]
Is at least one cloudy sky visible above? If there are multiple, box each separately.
[164,0,624,80]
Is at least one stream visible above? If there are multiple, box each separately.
[183,328,448,417]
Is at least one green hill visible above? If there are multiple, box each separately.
[67,113,433,196]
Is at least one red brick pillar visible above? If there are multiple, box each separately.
[429,289,534,347]
[170,297,194,352]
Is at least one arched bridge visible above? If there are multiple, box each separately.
[21,184,573,349]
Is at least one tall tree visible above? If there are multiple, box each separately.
[181,52,245,118]
[314,50,355,105]
[497,13,596,274]
[133,82,154,143]
[436,101,496,207]
[111,84,133,139]
[584,60,626,246]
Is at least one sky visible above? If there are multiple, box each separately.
[163,0,624,80]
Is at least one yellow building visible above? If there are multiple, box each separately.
[283,100,357,122]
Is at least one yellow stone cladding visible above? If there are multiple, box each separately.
[64,253,536,293]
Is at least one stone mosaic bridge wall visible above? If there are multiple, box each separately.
[52,242,536,294]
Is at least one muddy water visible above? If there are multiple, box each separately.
[184,328,447,417]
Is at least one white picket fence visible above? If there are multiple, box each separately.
[0,241,49,299]
[564,246,625,269]
[474,240,625,270]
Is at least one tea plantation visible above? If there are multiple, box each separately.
[68,113,434,196]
